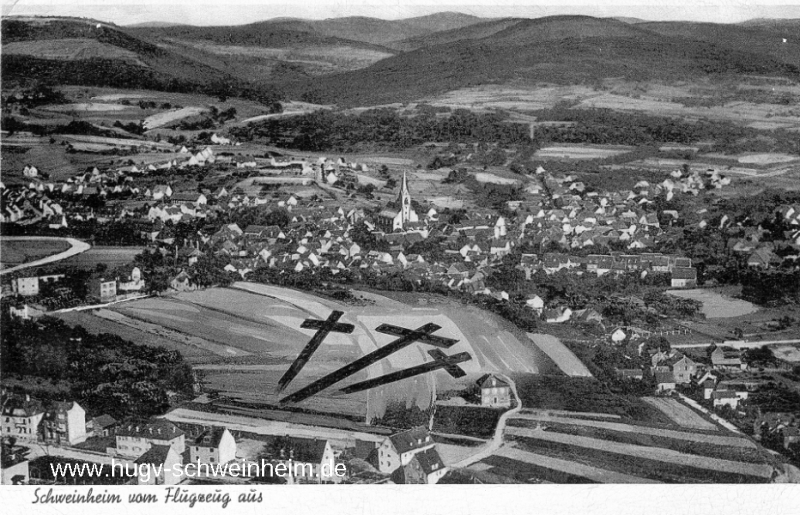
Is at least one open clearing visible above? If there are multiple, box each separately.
[735,153,800,165]
[426,82,800,131]
[3,39,144,64]
[527,334,592,377]
[143,106,208,129]
[57,246,143,270]
[505,427,772,478]
[474,172,520,185]
[772,345,800,363]
[534,145,633,160]
[642,397,717,431]
[666,289,758,318]
[91,93,147,101]
[41,103,133,112]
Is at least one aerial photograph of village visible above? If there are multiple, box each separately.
[1,1,800,491]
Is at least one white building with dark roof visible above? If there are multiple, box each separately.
[188,427,236,466]
[375,427,434,474]
[477,374,512,408]
[135,445,183,485]
[115,419,185,458]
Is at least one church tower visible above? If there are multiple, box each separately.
[399,171,412,225]
[392,171,419,231]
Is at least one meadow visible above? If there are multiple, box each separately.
[0,237,70,267]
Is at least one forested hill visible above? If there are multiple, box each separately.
[5,14,800,109]
[1,18,282,104]
[294,15,800,106]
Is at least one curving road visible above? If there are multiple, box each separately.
[0,236,90,276]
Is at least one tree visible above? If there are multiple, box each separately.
[265,208,290,228]
[350,221,377,250]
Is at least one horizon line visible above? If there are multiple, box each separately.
[3,11,799,28]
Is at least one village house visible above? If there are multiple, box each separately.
[188,427,236,466]
[151,184,173,200]
[374,427,436,475]
[135,445,183,485]
[655,371,677,393]
[544,306,572,324]
[616,368,645,380]
[747,247,777,268]
[87,275,117,303]
[11,274,65,296]
[1,395,44,443]
[40,401,87,445]
[712,390,740,409]
[169,270,196,292]
[477,374,512,408]
[390,447,447,484]
[115,419,186,458]
[525,295,544,314]
[272,437,339,484]
[711,347,747,372]
[117,266,146,294]
[667,354,698,384]
[671,267,698,288]
[89,414,117,437]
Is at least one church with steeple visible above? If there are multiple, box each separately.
[377,171,419,232]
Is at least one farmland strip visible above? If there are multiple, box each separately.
[518,408,622,420]
[643,397,717,431]
[509,413,753,447]
[505,427,773,478]
[527,333,593,377]
[494,445,660,483]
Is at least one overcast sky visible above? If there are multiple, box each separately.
[3,0,800,26]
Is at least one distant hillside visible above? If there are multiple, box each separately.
[298,16,430,45]
[390,18,523,52]
[739,18,800,30]
[127,21,396,78]
[125,21,187,28]
[638,21,800,66]
[128,21,393,52]
[299,13,487,46]
[612,17,648,24]
[297,16,800,106]
[397,12,485,33]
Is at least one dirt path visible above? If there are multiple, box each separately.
[450,374,522,468]
[0,237,90,275]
